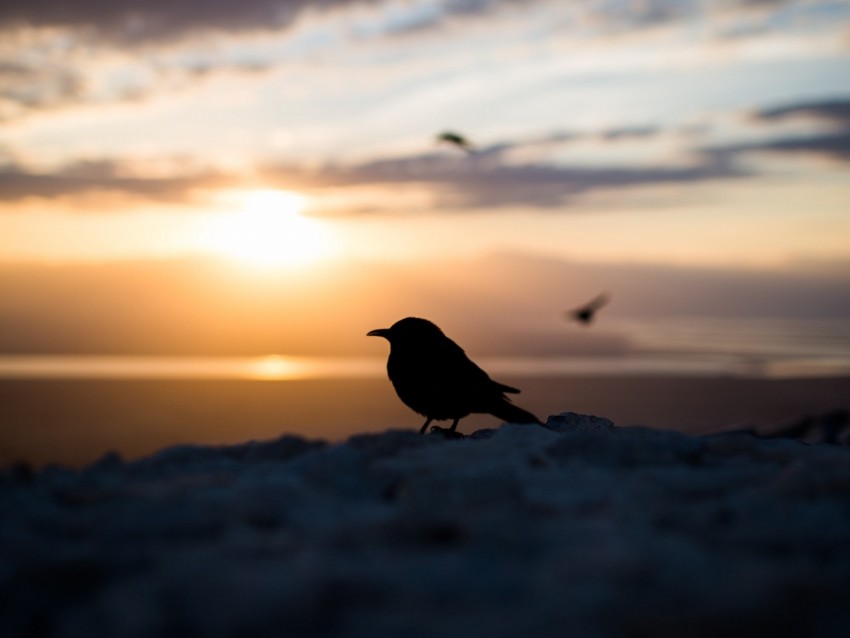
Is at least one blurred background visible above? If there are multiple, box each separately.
[1,0,849,466]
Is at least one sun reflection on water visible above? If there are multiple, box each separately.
[247,355,309,380]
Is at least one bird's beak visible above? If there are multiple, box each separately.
[367,328,390,338]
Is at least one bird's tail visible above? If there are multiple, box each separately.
[491,400,544,426]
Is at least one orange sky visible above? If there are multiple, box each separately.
[1,1,849,355]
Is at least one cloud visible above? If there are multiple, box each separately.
[327,156,741,209]
[0,1,519,45]
[0,1,825,47]
[719,98,850,161]
[0,1,332,45]
[599,126,660,141]
[755,99,850,126]
[9,97,850,208]
[0,61,86,120]
[0,53,277,123]
[0,126,744,208]
[0,2,365,120]
[263,130,744,209]
[0,151,744,210]
[1,1,844,124]
[733,132,850,161]
[0,159,226,203]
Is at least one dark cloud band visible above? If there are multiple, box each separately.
[2,96,847,208]
[0,1,328,44]
[0,1,809,44]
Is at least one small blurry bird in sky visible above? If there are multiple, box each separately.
[567,293,610,325]
[436,131,474,154]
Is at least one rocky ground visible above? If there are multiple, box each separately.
[2,413,849,637]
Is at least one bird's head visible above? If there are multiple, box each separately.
[367,317,445,344]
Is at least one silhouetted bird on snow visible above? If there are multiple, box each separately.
[436,131,474,154]
[567,293,610,325]
[368,317,543,435]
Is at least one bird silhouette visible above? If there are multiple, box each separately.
[436,131,474,154]
[567,293,610,325]
[368,317,543,435]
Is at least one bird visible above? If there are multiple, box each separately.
[567,293,610,325]
[367,317,543,435]
[436,131,474,154]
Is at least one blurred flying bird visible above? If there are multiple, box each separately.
[368,317,543,435]
[436,131,474,153]
[567,293,610,325]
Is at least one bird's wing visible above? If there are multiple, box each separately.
[567,293,609,316]
[437,132,473,151]
[494,381,521,394]
[440,342,520,395]
[587,293,610,310]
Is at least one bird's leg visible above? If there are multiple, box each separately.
[429,418,464,439]
[419,417,433,435]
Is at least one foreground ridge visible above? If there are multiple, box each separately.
[2,414,849,637]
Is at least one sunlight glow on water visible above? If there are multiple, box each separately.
[0,355,384,380]
[0,353,848,380]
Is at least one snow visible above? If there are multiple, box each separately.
[2,413,849,637]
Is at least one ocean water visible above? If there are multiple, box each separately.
[1,317,848,380]
[613,317,850,378]
[2,316,848,466]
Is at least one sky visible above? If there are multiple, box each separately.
[1,0,850,356]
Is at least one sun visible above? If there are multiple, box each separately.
[199,189,333,268]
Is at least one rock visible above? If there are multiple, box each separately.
[544,411,615,433]
[1,416,849,638]
[469,428,499,439]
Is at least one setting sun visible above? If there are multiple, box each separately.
[198,189,334,268]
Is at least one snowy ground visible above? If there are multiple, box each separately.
[2,413,849,637]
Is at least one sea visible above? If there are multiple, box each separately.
[2,317,849,467]
[1,317,849,381]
